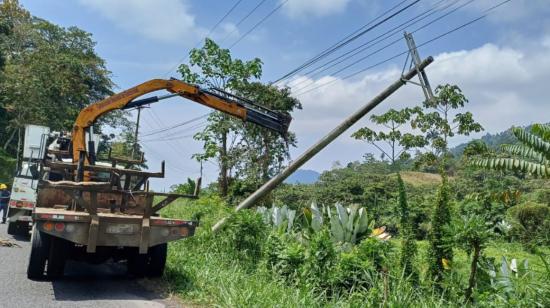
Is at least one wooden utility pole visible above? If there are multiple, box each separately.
[131,106,142,158]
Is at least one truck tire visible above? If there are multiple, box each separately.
[7,221,30,237]
[147,243,167,278]
[127,251,148,278]
[47,237,68,279]
[27,226,50,280]
[7,222,18,235]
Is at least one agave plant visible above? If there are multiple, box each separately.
[470,124,550,177]
[326,203,370,246]
[257,205,296,233]
[302,202,324,232]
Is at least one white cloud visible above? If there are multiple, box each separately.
[286,38,550,171]
[282,0,352,18]
[78,0,206,43]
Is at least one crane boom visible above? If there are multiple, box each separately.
[71,78,292,163]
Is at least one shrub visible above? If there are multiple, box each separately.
[397,173,418,282]
[301,229,338,292]
[427,174,454,285]
[216,210,268,265]
[508,203,550,249]
[263,232,304,283]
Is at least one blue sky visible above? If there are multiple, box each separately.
[20,0,550,189]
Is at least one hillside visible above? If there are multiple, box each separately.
[399,171,443,187]
[284,169,320,184]
[450,124,544,157]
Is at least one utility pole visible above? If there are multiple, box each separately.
[404,32,434,102]
[131,106,142,158]
[212,56,434,232]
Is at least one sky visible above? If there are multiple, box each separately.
[19,0,550,189]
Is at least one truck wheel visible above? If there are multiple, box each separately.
[47,237,68,279]
[7,221,30,237]
[7,222,18,235]
[127,251,147,277]
[27,226,50,280]
[147,243,167,278]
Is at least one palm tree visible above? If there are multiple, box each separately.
[470,124,549,178]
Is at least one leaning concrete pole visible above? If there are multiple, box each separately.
[212,56,434,232]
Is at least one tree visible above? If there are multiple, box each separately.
[470,124,550,178]
[412,84,483,171]
[352,108,426,171]
[178,38,262,196]
[230,82,301,196]
[0,0,116,159]
[448,214,494,303]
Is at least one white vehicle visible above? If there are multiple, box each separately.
[7,124,50,236]
[7,162,39,235]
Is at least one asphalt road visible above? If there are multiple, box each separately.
[0,223,183,308]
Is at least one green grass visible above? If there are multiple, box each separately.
[160,196,550,307]
[160,196,321,307]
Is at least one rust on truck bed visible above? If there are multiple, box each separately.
[38,159,198,253]
[33,207,196,250]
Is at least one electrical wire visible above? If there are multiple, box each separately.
[140,121,209,142]
[141,113,210,137]
[292,0,513,97]
[228,0,289,49]
[288,0,461,89]
[162,0,245,77]
[221,0,270,44]
[273,0,420,83]
[290,0,474,94]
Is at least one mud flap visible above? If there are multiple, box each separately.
[139,217,150,254]
[86,215,99,253]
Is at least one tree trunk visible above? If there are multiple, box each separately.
[219,130,228,197]
[465,244,481,303]
[15,127,22,172]
[2,127,17,150]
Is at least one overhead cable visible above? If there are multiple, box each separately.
[292,0,513,97]
[273,0,420,83]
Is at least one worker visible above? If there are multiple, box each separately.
[0,183,9,224]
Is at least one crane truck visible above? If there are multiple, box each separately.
[27,78,291,280]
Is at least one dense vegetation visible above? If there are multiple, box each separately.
[163,123,550,306]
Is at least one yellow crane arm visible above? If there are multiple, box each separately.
[72,78,291,163]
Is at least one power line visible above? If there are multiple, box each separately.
[141,113,210,137]
[206,0,245,39]
[292,0,513,97]
[228,0,289,49]
[291,0,473,93]
[273,0,420,83]
[140,121,209,142]
[162,0,245,77]
[221,0,270,45]
[288,0,460,89]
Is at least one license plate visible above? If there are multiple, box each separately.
[105,224,138,235]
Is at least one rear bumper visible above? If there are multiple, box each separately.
[33,208,197,253]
